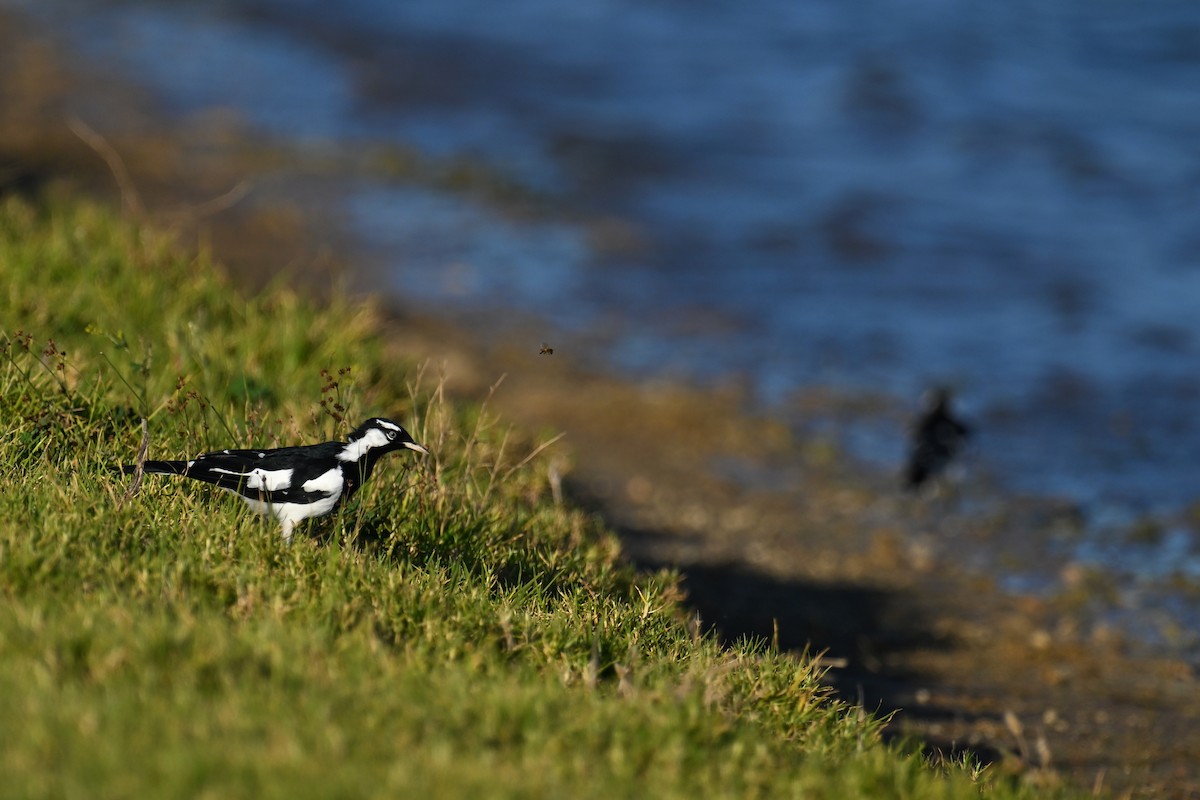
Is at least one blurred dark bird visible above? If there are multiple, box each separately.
[905,388,970,490]
[119,418,428,542]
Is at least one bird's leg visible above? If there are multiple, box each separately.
[280,518,294,544]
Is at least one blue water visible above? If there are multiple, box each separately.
[7,0,1200,578]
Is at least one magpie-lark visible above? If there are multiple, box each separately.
[905,388,970,490]
[122,418,428,542]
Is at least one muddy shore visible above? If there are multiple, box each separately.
[3,14,1199,798]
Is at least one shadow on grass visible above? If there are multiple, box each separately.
[665,556,1008,765]
[610,520,1009,769]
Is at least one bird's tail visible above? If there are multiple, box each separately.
[119,460,191,476]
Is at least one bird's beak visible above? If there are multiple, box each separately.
[404,442,430,455]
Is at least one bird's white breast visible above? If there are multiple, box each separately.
[237,468,343,526]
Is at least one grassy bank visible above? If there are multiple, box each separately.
[0,190,1074,799]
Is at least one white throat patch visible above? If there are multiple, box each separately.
[337,428,391,462]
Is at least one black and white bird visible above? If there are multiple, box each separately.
[905,388,970,491]
[122,418,428,542]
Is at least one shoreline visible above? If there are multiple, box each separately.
[4,11,1199,797]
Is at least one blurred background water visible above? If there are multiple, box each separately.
[6,0,1200,578]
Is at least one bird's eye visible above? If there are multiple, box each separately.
[385,430,397,441]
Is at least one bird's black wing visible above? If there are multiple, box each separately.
[193,441,343,468]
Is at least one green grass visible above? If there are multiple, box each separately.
[0,190,1079,799]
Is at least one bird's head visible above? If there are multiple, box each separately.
[345,418,429,458]
[923,387,953,414]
